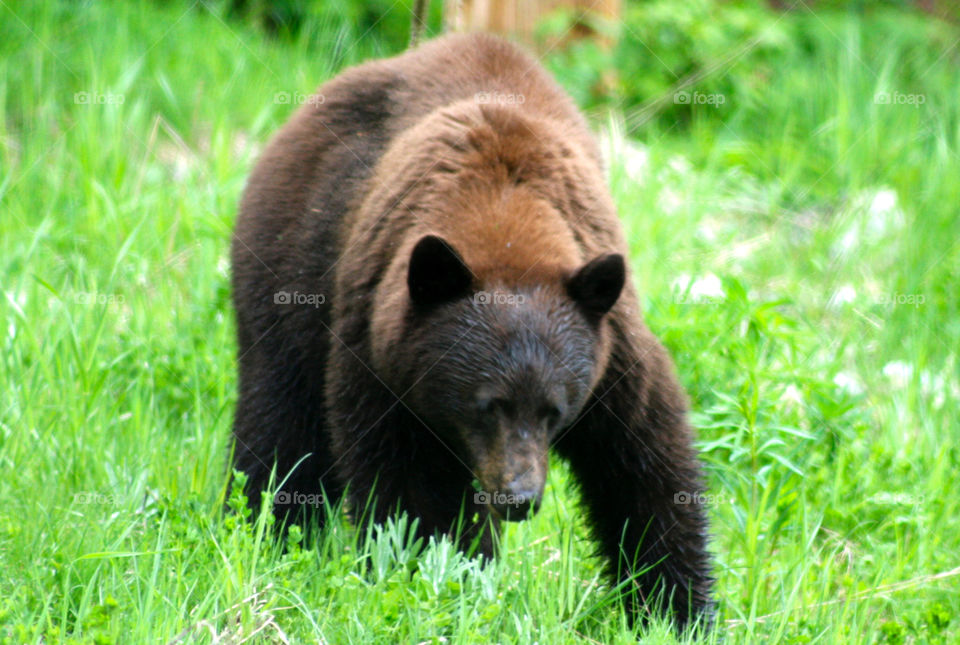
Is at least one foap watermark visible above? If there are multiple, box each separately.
[870,492,924,506]
[73,291,125,306]
[473,290,526,306]
[674,91,725,107]
[274,290,326,307]
[473,490,525,508]
[74,491,121,505]
[274,491,325,507]
[673,491,726,506]
[74,91,125,106]
[875,292,925,308]
[874,91,925,107]
[274,91,325,107]
[474,91,525,106]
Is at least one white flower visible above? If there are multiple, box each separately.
[621,141,649,181]
[882,361,913,387]
[833,371,863,395]
[832,186,905,257]
[671,273,725,303]
[828,284,857,308]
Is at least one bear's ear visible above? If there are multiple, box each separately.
[408,235,473,308]
[566,253,625,318]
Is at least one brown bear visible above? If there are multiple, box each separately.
[231,33,712,629]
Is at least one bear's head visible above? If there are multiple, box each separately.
[393,234,625,521]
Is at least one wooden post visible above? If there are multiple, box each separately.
[443,0,620,50]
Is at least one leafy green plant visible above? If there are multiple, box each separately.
[1,0,957,642]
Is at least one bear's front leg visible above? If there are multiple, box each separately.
[553,325,713,631]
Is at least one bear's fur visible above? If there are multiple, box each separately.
[231,33,712,628]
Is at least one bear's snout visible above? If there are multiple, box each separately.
[477,441,547,522]
[494,470,544,520]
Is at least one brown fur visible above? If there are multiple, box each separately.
[231,33,713,630]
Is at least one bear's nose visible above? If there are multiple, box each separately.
[493,478,543,521]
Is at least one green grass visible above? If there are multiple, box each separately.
[1,1,958,642]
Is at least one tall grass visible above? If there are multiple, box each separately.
[1,1,957,642]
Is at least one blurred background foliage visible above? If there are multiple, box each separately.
[205,0,960,136]
[191,0,960,207]
[2,0,958,641]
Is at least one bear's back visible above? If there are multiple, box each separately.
[238,33,599,244]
